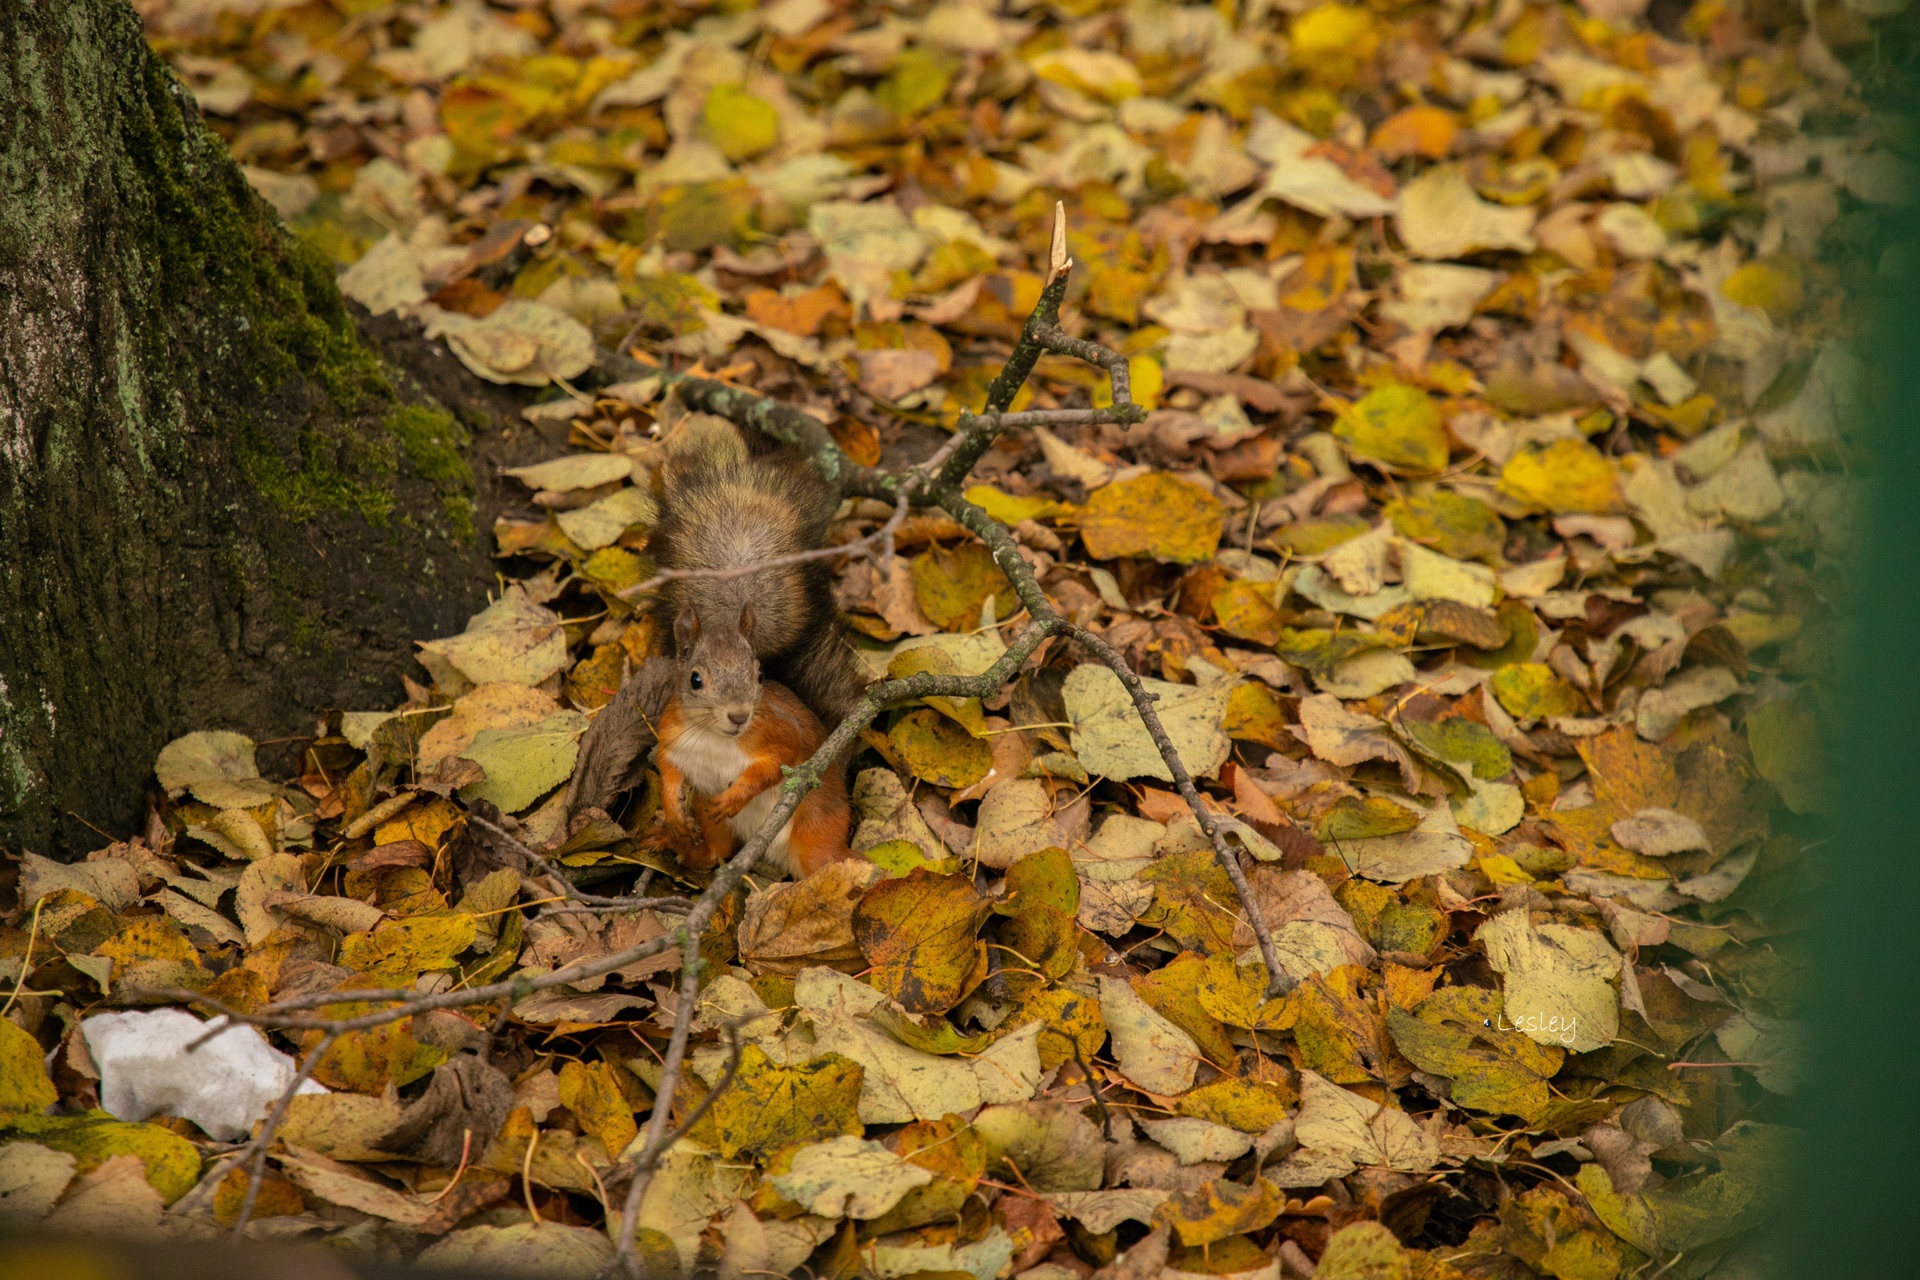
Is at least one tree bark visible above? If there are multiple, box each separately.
[0,1,502,855]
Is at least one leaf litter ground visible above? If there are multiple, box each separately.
[3,0,1905,1276]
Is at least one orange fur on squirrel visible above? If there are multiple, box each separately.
[655,678,854,878]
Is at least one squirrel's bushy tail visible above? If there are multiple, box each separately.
[649,448,865,728]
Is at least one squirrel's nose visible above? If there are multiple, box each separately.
[727,710,750,728]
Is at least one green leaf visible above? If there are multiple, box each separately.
[1747,696,1826,814]
[1316,795,1423,842]
[0,1112,201,1203]
[458,710,587,813]
[1491,663,1583,720]
[1399,715,1512,779]
[1385,987,1563,1122]
[1386,488,1506,561]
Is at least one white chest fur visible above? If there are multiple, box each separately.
[665,723,751,795]
[665,723,795,864]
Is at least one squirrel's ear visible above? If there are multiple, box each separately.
[674,607,699,655]
[738,603,756,641]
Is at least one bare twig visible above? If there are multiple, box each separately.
[613,1023,745,1273]
[228,1029,337,1236]
[468,812,691,913]
[1064,624,1291,996]
[615,487,912,603]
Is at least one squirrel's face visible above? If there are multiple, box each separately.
[675,607,761,736]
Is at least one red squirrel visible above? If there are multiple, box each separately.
[654,604,856,878]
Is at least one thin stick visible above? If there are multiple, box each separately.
[423,1129,474,1205]
[523,1123,541,1224]
[612,984,749,1272]
[227,1029,337,1237]
[1,897,45,1017]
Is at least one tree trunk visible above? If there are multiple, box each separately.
[0,1,503,855]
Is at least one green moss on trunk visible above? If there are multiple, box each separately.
[0,0,489,855]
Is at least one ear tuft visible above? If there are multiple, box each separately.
[674,607,699,655]
[738,603,756,641]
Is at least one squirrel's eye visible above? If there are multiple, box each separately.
[689,671,704,691]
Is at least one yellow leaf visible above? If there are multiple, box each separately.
[305,1018,445,1094]
[1291,5,1379,88]
[1333,385,1449,472]
[1385,488,1505,562]
[1211,581,1284,646]
[1140,850,1239,955]
[1175,1078,1296,1132]
[558,1060,638,1158]
[702,84,780,162]
[910,541,1015,631]
[852,868,990,1014]
[963,485,1075,526]
[888,708,992,789]
[1164,1176,1286,1247]
[1720,259,1804,322]
[1223,682,1292,750]
[1195,954,1292,1031]
[1499,439,1624,514]
[1079,472,1223,564]
[0,1020,58,1116]
[338,914,478,975]
[1004,987,1106,1071]
[377,796,463,849]
[1132,953,1238,1067]
[1491,663,1584,720]
[709,1047,864,1160]
[213,1166,305,1226]
[877,48,960,116]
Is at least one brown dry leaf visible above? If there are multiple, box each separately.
[738,859,886,976]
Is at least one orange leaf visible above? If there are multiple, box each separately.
[1369,105,1459,161]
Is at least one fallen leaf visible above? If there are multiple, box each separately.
[739,860,886,976]
[417,1222,617,1276]
[769,1135,934,1219]
[1476,910,1620,1052]
[1334,385,1449,472]
[1063,664,1233,783]
[0,1142,76,1226]
[1078,473,1224,564]
[1397,165,1538,259]
[1099,975,1200,1094]
[418,586,570,688]
[1499,439,1624,514]
[153,730,279,809]
[853,869,990,1014]
[1269,1070,1440,1185]
[710,1048,864,1160]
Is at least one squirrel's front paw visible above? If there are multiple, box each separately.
[639,816,700,857]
